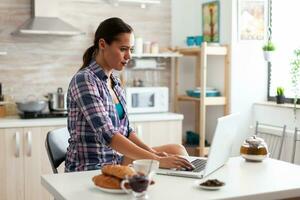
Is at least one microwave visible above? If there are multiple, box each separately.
[125,87,169,114]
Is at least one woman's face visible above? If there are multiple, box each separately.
[102,33,134,71]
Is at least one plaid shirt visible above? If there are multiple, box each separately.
[65,60,133,172]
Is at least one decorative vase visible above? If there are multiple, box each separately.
[263,51,273,62]
[276,95,285,104]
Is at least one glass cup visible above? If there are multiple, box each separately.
[121,174,150,200]
[131,159,160,180]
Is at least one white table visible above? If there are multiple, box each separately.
[41,157,300,200]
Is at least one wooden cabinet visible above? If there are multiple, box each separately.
[132,120,182,147]
[0,126,63,200]
[174,42,230,156]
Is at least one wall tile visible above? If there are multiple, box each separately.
[0,0,171,104]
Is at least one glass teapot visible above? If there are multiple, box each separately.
[240,135,269,162]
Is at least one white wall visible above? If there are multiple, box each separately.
[171,0,267,155]
[230,0,267,154]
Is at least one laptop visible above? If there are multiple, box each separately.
[157,113,239,179]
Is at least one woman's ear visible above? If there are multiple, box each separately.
[98,39,106,50]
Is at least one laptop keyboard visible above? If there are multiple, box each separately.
[191,159,207,172]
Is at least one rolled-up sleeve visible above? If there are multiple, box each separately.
[127,122,134,137]
[71,73,118,146]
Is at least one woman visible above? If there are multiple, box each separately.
[65,17,193,172]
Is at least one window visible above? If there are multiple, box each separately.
[268,0,300,102]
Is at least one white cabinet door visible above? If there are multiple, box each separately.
[0,128,24,200]
[23,126,56,200]
[0,125,64,200]
[132,120,182,147]
[24,126,64,200]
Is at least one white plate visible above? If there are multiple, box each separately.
[195,180,225,191]
[93,185,127,194]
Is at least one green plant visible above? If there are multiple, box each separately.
[262,41,275,51]
[290,48,300,121]
[276,87,284,96]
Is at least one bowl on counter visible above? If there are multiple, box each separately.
[16,95,47,113]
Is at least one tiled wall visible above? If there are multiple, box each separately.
[0,0,171,103]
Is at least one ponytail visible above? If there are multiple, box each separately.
[80,45,96,70]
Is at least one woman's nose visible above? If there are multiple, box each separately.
[125,50,132,60]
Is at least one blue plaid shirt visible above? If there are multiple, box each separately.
[65,60,133,172]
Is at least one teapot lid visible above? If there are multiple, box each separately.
[245,135,265,146]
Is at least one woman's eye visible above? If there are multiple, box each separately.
[120,48,127,52]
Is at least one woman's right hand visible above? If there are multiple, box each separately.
[158,155,194,170]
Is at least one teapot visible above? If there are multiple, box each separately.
[240,135,269,162]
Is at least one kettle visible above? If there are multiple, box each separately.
[46,88,67,112]
[240,135,269,162]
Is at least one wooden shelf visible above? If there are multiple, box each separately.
[173,42,230,157]
[177,95,226,105]
[129,67,166,71]
[178,45,227,56]
[0,51,7,56]
[0,101,10,106]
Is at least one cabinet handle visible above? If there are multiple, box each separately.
[136,125,143,138]
[15,132,20,158]
[26,131,32,157]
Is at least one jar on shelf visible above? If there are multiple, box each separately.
[134,37,143,54]
[151,42,159,54]
[143,41,151,54]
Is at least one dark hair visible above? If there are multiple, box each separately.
[80,17,133,69]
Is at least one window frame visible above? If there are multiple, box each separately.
[268,62,300,104]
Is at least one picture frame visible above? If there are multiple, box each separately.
[202,1,220,43]
[238,0,268,41]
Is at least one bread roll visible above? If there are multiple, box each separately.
[102,165,136,179]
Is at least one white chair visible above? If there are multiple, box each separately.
[292,128,300,163]
[254,121,287,160]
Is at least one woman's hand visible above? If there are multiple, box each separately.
[149,149,168,157]
[158,155,194,170]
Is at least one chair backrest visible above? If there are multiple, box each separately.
[292,128,300,163]
[45,127,70,173]
[254,121,287,160]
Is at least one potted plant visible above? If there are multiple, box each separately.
[276,87,285,104]
[291,48,300,121]
[262,41,275,62]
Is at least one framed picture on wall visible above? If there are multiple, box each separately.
[238,0,268,40]
[202,1,220,43]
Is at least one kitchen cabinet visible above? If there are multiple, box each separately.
[0,126,64,200]
[0,113,182,200]
[132,120,182,147]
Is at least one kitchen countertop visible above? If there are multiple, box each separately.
[0,112,183,128]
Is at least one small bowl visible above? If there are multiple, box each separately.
[186,36,195,46]
[195,179,225,190]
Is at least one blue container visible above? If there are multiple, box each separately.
[186,131,199,145]
[186,89,221,98]
[194,35,203,46]
[186,36,195,46]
